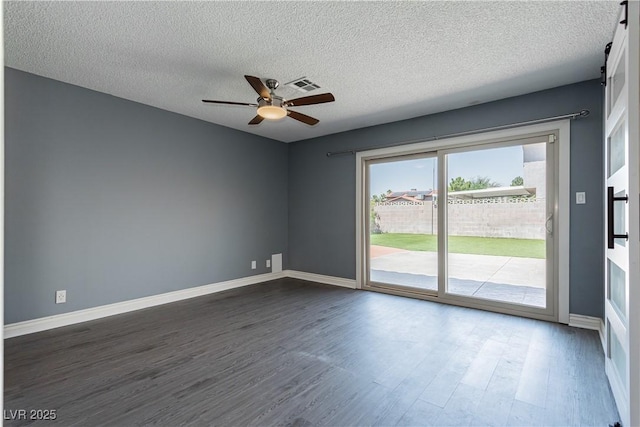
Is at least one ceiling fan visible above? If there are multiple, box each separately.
[202,75,335,126]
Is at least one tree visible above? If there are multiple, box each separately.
[448,177,471,192]
[511,176,524,186]
[369,199,381,233]
[449,176,499,192]
[469,176,499,189]
[371,193,387,203]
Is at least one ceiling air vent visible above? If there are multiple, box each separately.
[285,77,321,93]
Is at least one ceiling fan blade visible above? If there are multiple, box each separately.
[285,93,335,107]
[288,110,319,126]
[202,100,258,107]
[245,75,271,100]
[248,115,264,125]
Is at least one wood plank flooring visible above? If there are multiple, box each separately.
[4,278,620,426]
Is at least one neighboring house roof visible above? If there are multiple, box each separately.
[382,187,535,201]
[387,190,434,198]
[383,190,435,203]
[448,186,536,199]
[385,195,423,203]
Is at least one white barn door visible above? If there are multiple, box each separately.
[603,2,639,426]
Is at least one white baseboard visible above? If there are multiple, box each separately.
[4,271,285,339]
[21,270,596,340]
[568,313,607,352]
[568,313,602,330]
[284,270,357,289]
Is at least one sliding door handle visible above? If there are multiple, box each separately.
[545,215,553,234]
[607,186,629,249]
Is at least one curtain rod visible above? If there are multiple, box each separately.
[325,109,590,157]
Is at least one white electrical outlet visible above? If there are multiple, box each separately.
[576,192,586,204]
[251,260,257,270]
[55,290,66,304]
[266,260,271,268]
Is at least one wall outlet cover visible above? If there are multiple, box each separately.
[266,260,271,268]
[55,290,66,304]
[251,260,257,270]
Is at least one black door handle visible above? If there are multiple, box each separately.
[608,186,629,249]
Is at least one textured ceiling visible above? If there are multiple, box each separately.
[4,1,620,143]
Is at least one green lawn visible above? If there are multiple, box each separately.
[370,233,545,259]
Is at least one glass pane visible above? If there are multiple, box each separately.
[368,157,438,292]
[445,143,546,308]
[608,120,625,177]
[608,259,626,318]
[614,190,626,247]
[611,50,626,109]
[609,324,627,387]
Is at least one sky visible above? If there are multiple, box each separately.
[369,145,526,196]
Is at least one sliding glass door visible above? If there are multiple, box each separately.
[442,140,553,312]
[362,133,558,321]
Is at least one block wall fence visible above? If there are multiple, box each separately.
[373,199,545,240]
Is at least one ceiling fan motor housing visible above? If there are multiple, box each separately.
[265,78,279,92]
[258,95,284,108]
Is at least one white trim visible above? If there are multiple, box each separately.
[600,318,606,354]
[4,272,285,339]
[568,314,606,354]
[568,313,603,331]
[557,121,570,324]
[631,59,640,427]
[355,153,365,290]
[3,270,358,339]
[608,361,629,427]
[284,270,357,289]
[1,6,5,416]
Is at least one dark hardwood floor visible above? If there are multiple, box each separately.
[5,278,619,426]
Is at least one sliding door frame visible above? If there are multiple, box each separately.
[355,120,570,323]
[365,152,439,297]
[437,136,556,319]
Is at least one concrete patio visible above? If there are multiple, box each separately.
[369,246,546,307]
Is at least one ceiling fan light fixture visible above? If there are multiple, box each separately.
[257,105,287,120]
[202,76,334,126]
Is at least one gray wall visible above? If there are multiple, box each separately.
[288,79,604,318]
[5,68,288,323]
[5,68,606,323]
